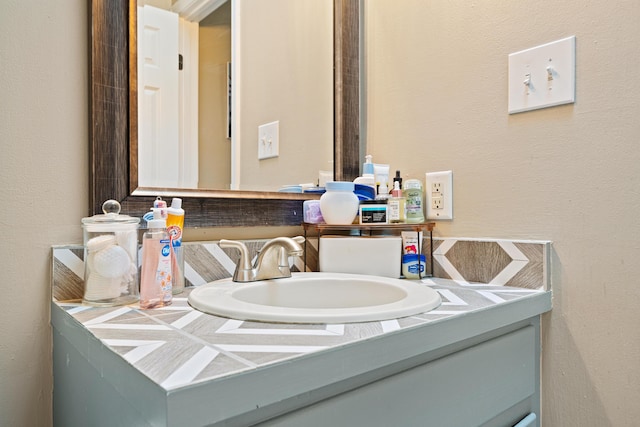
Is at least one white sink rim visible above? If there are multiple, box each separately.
[187,272,441,324]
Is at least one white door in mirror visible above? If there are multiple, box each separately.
[138,5,182,187]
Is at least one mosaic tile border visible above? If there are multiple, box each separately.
[52,237,550,300]
[432,238,551,290]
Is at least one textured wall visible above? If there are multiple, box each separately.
[237,0,334,191]
[4,1,640,425]
[1,1,88,425]
[364,1,640,425]
[198,2,232,189]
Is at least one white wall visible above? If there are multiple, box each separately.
[237,0,334,191]
[0,3,315,424]
[365,1,640,425]
[1,1,88,425]
[199,2,232,189]
[3,1,639,425]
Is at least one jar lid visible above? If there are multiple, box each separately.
[403,179,423,189]
[325,181,355,191]
[402,254,426,262]
[82,200,140,226]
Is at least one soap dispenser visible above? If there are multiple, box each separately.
[353,155,376,189]
[363,154,374,176]
[140,208,173,309]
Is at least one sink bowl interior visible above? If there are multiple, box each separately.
[188,272,441,324]
[232,277,407,309]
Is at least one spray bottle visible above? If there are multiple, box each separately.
[166,198,185,294]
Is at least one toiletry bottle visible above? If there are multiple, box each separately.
[388,181,406,223]
[404,178,425,223]
[353,154,376,189]
[166,198,185,294]
[140,209,172,309]
[363,154,374,176]
[143,197,168,224]
[376,181,389,201]
[393,170,403,190]
[373,163,390,198]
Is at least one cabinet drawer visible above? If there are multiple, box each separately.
[260,326,537,427]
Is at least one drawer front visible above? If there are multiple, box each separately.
[260,325,537,427]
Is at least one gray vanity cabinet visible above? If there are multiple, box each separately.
[52,283,550,427]
[256,322,540,427]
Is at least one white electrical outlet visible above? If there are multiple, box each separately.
[426,171,453,220]
[258,121,279,160]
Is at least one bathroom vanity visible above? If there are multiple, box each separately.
[52,278,551,426]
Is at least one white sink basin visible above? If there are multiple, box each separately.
[188,272,441,324]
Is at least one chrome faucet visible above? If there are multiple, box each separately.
[219,236,305,282]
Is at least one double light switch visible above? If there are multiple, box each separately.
[508,36,576,114]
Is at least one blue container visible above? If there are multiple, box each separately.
[402,254,426,279]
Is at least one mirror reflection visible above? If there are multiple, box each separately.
[137,0,334,192]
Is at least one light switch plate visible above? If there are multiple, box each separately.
[508,36,576,114]
[258,121,279,160]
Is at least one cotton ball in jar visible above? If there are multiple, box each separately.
[92,244,131,278]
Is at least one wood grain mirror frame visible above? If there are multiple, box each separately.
[89,0,360,227]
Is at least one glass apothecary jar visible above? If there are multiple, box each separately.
[81,200,140,306]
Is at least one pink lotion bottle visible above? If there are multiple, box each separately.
[140,208,173,309]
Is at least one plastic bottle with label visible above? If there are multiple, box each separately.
[166,198,185,294]
[404,179,425,223]
[140,209,172,309]
[388,180,406,223]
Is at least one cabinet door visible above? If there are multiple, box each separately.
[258,326,537,427]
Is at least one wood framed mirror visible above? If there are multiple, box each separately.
[89,0,359,227]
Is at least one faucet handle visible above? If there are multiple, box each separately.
[292,236,305,244]
[219,239,252,270]
[219,239,247,250]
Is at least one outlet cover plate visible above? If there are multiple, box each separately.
[258,121,279,160]
[426,170,453,220]
[508,36,576,114]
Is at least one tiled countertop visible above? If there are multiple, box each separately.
[52,278,549,391]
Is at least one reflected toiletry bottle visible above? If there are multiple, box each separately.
[353,154,376,190]
[363,154,374,175]
[389,181,406,223]
[140,209,172,309]
[404,178,425,223]
[376,181,389,201]
[373,163,390,197]
[166,198,185,294]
